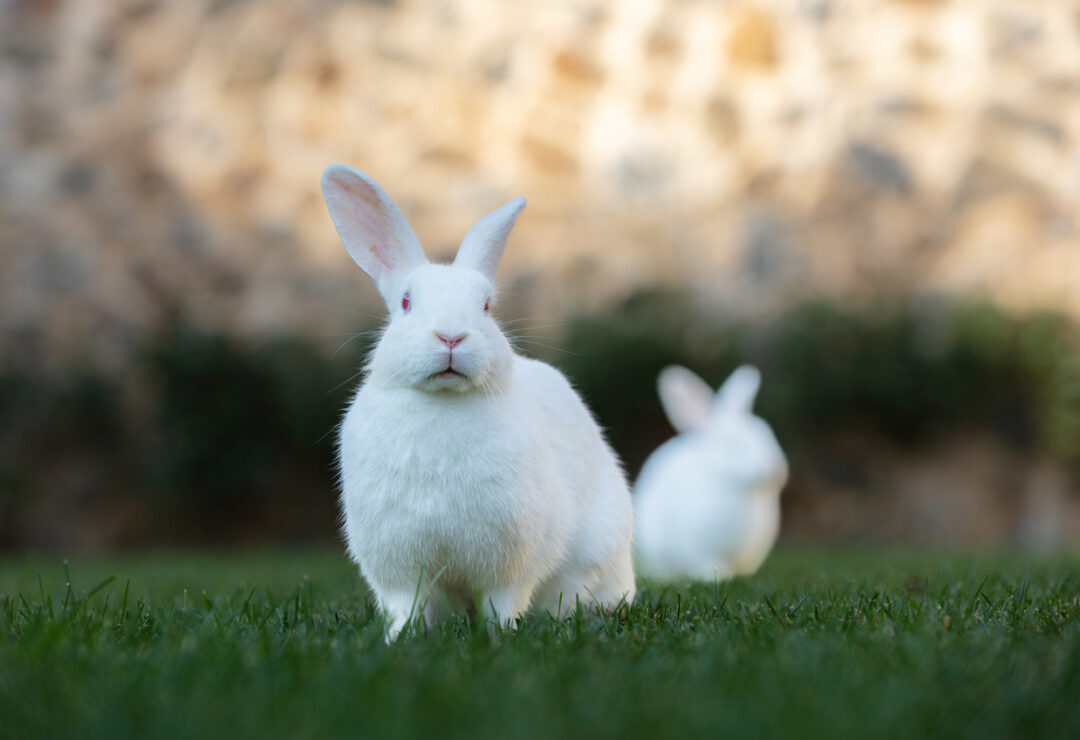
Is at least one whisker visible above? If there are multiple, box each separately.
[498,316,566,325]
[512,339,580,356]
[327,367,366,394]
[331,330,379,360]
[503,326,570,337]
[500,323,567,334]
[347,311,388,322]
[314,422,340,446]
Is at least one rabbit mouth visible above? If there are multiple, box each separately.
[434,368,466,379]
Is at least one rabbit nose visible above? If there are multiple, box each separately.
[435,332,467,349]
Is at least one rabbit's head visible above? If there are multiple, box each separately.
[657,365,789,494]
[322,164,524,394]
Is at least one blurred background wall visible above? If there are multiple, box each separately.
[1,0,1078,550]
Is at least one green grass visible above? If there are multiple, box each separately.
[1,548,1078,739]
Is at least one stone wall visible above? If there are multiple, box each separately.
[1,0,1077,367]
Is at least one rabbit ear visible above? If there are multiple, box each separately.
[713,365,762,416]
[321,164,428,301]
[657,366,714,433]
[454,196,526,282]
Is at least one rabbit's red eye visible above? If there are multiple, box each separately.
[401,293,411,312]
[483,298,490,313]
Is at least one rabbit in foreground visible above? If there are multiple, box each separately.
[634,365,788,581]
[323,164,635,639]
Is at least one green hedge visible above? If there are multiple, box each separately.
[557,293,1080,476]
[0,315,375,548]
[1,296,1077,548]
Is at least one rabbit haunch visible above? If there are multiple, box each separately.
[322,164,635,639]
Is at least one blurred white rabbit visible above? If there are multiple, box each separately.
[634,365,789,581]
[322,164,635,639]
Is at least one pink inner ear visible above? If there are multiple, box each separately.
[334,177,395,273]
[671,387,711,431]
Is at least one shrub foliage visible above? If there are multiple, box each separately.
[1,296,1077,547]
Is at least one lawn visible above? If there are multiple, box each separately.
[1,547,1077,739]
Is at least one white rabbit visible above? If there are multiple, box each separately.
[634,365,788,582]
[322,164,635,639]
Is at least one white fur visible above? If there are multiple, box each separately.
[634,365,788,581]
[323,164,635,639]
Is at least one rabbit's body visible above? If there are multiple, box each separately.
[340,353,634,621]
[634,365,787,582]
[635,436,744,580]
[322,166,634,638]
